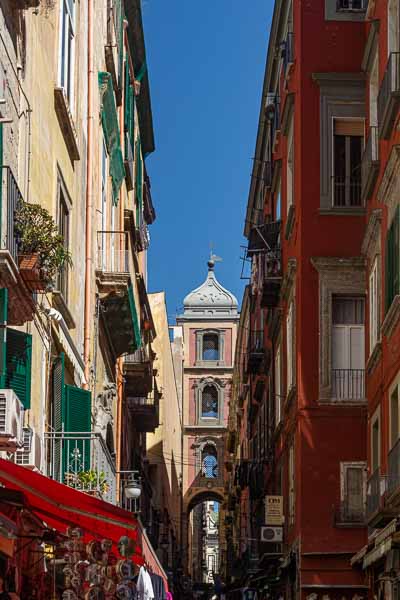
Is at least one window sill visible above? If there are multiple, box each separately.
[54,87,80,161]
[52,290,76,329]
[366,341,382,376]
[320,398,367,406]
[319,207,366,216]
[285,205,295,240]
[381,295,400,339]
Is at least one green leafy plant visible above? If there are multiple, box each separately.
[14,202,72,284]
[76,469,109,494]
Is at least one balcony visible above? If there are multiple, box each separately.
[337,0,367,10]
[260,223,282,309]
[126,394,159,432]
[331,369,365,401]
[378,52,400,139]
[44,430,117,504]
[334,502,365,527]
[105,0,123,100]
[361,126,379,202]
[0,167,35,325]
[96,231,141,358]
[123,345,154,396]
[246,331,264,375]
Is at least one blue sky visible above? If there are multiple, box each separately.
[143,1,273,321]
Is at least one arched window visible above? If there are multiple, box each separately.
[202,334,219,361]
[202,444,218,478]
[202,385,219,419]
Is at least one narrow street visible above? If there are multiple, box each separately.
[0,0,397,598]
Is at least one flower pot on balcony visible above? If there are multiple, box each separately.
[18,254,47,291]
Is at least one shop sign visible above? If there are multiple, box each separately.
[264,495,283,525]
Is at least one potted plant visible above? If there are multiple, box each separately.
[75,469,110,496]
[14,202,72,291]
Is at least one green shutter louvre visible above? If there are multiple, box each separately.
[128,284,141,351]
[64,385,92,471]
[6,328,32,409]
[0,290,8,387]
[99,72,125,204]
[52,354,65,481]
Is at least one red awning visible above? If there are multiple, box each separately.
[0,458,143,563]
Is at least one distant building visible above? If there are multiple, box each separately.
[177,259,239,581]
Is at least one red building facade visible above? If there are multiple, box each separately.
[224,1,377,597]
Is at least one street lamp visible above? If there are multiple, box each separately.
[124,474,141,499]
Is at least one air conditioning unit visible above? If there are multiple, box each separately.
[260,526,283,543]
[15,427,41,471]
[0,390,24,451]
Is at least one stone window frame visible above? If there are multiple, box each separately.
[312,73,366,214]
[281,258,297,404]
[325,0,366,21]
[362,209,382,372]
[311,257,366,404]
[195,437,221,479]
[194,377,225,426]
[370,405,381,473]
[195,329,226,366]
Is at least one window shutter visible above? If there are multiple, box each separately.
[127,283,141,351]
[349,326,364,370]
[334,119,364,137]
[135,138,143,224]
[345,466,364,516]
[52,354,65,481]
[6,328,32,409]
[332,325,348,370]
[64,384,92,470]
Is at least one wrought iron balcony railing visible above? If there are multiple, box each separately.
[378,52,400,139]
[44,430,117,504]
[331,369,365,400]
[332,175,362,208]
[96,230,129,273]
[334,501,365,525]
[0,166,21,264]
[336,0,367,10]
[361,126,379,202]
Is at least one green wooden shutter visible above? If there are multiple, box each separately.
[136,138,143,225]
[64,385,92,471]
[124,60,135,162]
[5,328,32,409]
[128,283,141,351]
[52,354,65,481]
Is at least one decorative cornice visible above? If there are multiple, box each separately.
[311,256,365,273]
[361,209,382,257]
[281,258,297,301]
[377,145,400,204]
[362,20,380,73]
[366,341,382,376]
[381,295,400,339]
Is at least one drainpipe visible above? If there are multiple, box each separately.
[84,0,94,389]
[116,31,127,503]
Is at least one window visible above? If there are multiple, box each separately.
[331,296,365,400]
[57,179,70,300]
[275,177,281,221]
[369,258,379,353]
[202,444,218,478]
[340,462,366,522]
[371,409,380,473]
[286,302,294,392]
[370,52,379,128]
[196,330,225,364]
[388,0,400,55]
[201,385,218,419]
[202,334,219,361]
[337,0,366,9]
[333,119,364,207]
[385,207,400,312]
[58,0,75,107]
[390,384,400,450]
[275,344,282,425]
[288,443,295,525]
[287,117,294,211]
